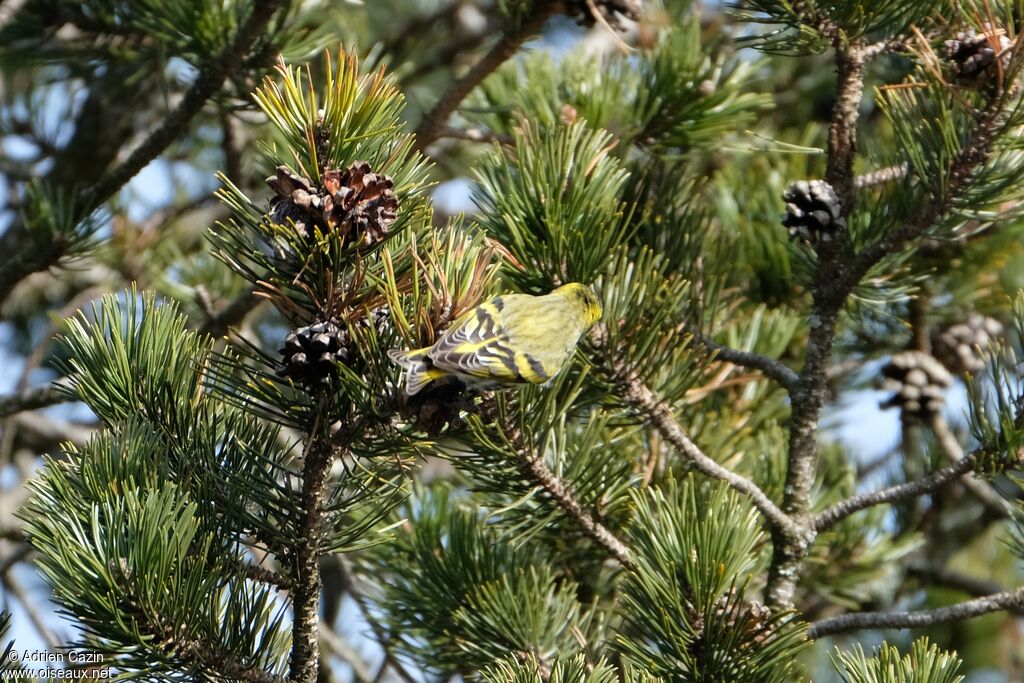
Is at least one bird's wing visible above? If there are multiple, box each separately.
[429,297,549,383]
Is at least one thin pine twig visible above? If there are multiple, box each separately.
[808,587,1024,638]
[413,3,560,151]
[690,329,799,391]
[0,383,71,418]
[482,396,635,567]
[592,327,804,543]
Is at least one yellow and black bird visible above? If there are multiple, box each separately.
[388,283,602,396]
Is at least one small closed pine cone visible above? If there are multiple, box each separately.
[266,161,398,245]
[278,320,352,386]
[566,0,641,30]
[878,351,954,419]
[781,180,846,245]
[932,314,1003,375]
[944,28,1011,84]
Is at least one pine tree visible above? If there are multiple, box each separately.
[1,1,1024,682]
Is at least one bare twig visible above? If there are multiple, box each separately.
[815,455,977,531]
[808,587,1024,638]
[320,626,374,683]
[907,564,1024,615]
[1,573,62,651]
[339,560,418,683]
[593,327,803,541]
[929,414,1014,519]
[0,543,32,578]
[0,384,71,418]
[380,1,463,58]
[413,3,560,151]
[11,411,94,450]
[690,330,799,391]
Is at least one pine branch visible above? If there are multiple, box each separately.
[80,1,282,210]
[807,587,1024,638]
[907,564,1024,616]
[690,330,799,391]
[790,0,839,42]
[289,423,335,683]
[817,405,1024,531]
[846,96,1008,287]
[766,33,871,609]
[482,397,635,567]
[814,455,977,532]
[593,328,804,542]
[0,383,71,419]
[928,414,1014,519]
[825,44,867,211]
[0,0,284,306]
[413,2,560,151]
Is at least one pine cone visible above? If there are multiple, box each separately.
[932,314,1003,375]
[367,306,392,338]
[266,161,398,245]
[278,320,352,386]
[781,180,846,245]
[267,166,321,239]
[878,351,953,419]
[944,28,1011,84]
[566,0,641,30]
[323,162,398,245]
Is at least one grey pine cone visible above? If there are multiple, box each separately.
[781,180,846,245]
[278,320,352,386]
[878,351,953,419]
[944,28,1010,83]
[932,314,1003,375]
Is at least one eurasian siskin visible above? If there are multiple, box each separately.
[388,283,602,396]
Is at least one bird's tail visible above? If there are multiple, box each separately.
[387,347,447,396]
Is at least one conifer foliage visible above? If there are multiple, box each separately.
[2,1,1024,682]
